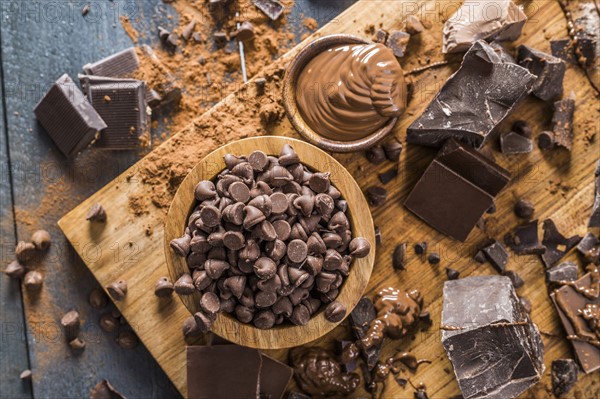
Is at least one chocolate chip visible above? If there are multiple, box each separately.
[324,301,347,322]
[446,268,460,280]
[20,370,32,380]
[195,180,217,201]
[86,203,106,222]
[205,260,230,279]
[223,230,245,250]
[235,305,254,323]
[308,172,331,193]
[414,242,427,255]
[379,167,398,184]
[538,131,555,149]
[392,243,407,270]
[100,313,119,333]
[427,253,440,265]
[89,288,108,308]
[514,198,535,219]
[255,291,278,308]
[154,277,174,297]
[290,304,311,326]
[170,234,191,257]
[474,250,486,263]
[254,257,277,280]
[253,310,276,329]
[382,139,402,161]
[349,237,371,258]
[200,205,221,227]
[69,337,86,350]
[15,241,36,263]
[248,150,269,171]
[279,144,301,166]
[3,260,26,279]
[269,192,288,214]
[366,146,386,164]
[23,271,43,291]
[31,230,51,251]
[286,239,308,263]
[116,330,139,349]
[174,273,195,295]
[61,310,80,341]
[200,292,221,314]
[366,187,387,206]
[106,280,127,301]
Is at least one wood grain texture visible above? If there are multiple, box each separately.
[58,1,600,398]
[164,136,375,349]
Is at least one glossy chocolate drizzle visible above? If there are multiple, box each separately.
[296,43,407,141]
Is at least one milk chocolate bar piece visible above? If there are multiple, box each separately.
[34,74,107,158]
[551,96,576,150]
[550,270,600,374]
[83,47,140,77]
[407,41,536,148]
[87,79,149,149]
[251,0,284,21]
[187,345,262,399]
[590,161,600,227]
[442,276,545,399]
[404,139,510,241]
[517,45,566,101]
[443,0,527,54]
[541,219,581,268]
[259,354,293,399]
[546,261,578,284]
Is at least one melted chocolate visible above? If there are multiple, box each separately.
[359,287,423,351]
[289,347,359,398]
[296,43,407,141]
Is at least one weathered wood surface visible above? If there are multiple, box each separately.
[1,0,354,398]
[59,0,600,398]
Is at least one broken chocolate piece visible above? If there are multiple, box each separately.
[404,15,424,35]
[500,131,533,154]
[551,269,600,373]
[373,29,388,44]
[378,167,398,184]
[404,139,511,241]
[349,297,381,370]
[550,39,575,63]
[90,380,127,399]
[187,345,262,399]
[83,48,139,77]
[86,79,149,149]
[34,74,107,158]
[443,0,527,54]
[489,41,516,63]
[251,0,284,21]
[517,45,566,101]
[546,261,578,284]
[551,359,579,397]
[407,40,536,148]
[541,219,582,268]
[386,30,410,58]
[577,232,600,265]
[392,243,406,270]
[504,220,546,255]
[481,240,509,273]
[551,96,576,150]
[259,353,293,399]
[504,270,524,289]
[442,276,545,399]
[590,161,600,227]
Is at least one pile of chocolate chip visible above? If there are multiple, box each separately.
[170,144,371,330]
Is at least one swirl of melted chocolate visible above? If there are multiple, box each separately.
[296,43,407,141]
[289,347,359,398]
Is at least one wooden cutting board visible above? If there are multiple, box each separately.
[58,0,600,398]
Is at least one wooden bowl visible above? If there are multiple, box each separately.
[164,136,375,349]
[282,34,398,153]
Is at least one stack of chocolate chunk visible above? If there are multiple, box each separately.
[34,46,181,156]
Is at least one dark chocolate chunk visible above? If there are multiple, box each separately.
[366,187,387,206]
[259,353,293,399]
[474,250,486,264]
[404,139,511,241]
[365,146,386,164]
[442,276,544,399]
[83,47,139,77]
[551,97,576,151]
[550,39,575,63]
[251,0,284,21]
[86,79,149,149]
[86,203,107,222]
[407,41,536,148]
[427,253,440,265]
[551,359,579,397]
[504,219,546,255]
[541,219,582,268]
[550,270,600,373]
[577,232,600,265]
[500,131,533,154]
[517,45,566,101]
[378,167,398,184]
[187,345,262,399]
[386,30,410,58]
[446,267,459,280]
[349,297,381,370]
[590,161,600,227]
[546,261,578,284]
[392,243,406,270]
[34,74,107,157]
[504,270,524,289]
[481,240,509,273]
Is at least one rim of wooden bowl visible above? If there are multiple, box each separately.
[164,136,375,349]
[282,34,398,153]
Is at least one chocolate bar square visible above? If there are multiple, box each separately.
[404,139,510,241]
[34,74,107,158]
[83,47,140,77]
